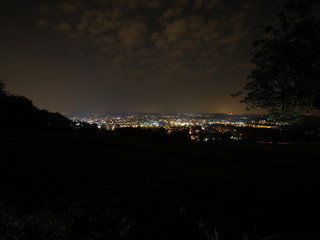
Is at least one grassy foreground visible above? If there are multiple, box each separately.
[1,129,320,240]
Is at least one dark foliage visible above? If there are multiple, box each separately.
[234,0,320,123]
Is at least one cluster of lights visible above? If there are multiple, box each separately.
[70,113,277,130]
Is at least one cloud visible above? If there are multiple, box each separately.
[164,18,189,43]
[53,22,72,32]
[38,4,51,13]
[118,21,148,49]
[161,7,183,21]
[36,19,52,28]
[194,0,222,10]
[58,2,78,12]
[175,0,189,7]
[38,0,256,81]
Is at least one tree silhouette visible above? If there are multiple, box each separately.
[234,0,320,124]
[0,80,7,97]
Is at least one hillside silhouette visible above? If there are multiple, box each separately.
[0,81,73,129]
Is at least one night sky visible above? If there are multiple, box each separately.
[0,0,286,114]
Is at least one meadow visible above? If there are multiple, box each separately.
[1,129,320,239]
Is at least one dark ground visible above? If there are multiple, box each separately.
[1,129,320,240]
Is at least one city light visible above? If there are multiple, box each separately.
[69,113,282,142]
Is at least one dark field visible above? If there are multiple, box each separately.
[1,130,320,240]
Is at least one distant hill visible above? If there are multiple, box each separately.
[0,81,74,129]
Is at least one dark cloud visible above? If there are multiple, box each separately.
[38,4,51,13]
[193,0,222,10]
[0,0,287,113]
[53,22,72,32]
[36,19,52,28]
[38,0,255,73]
[58,2,78,12]
[38,0,285,112]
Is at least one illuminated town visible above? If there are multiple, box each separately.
[68,113,292,142]
[69,113,274,128]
